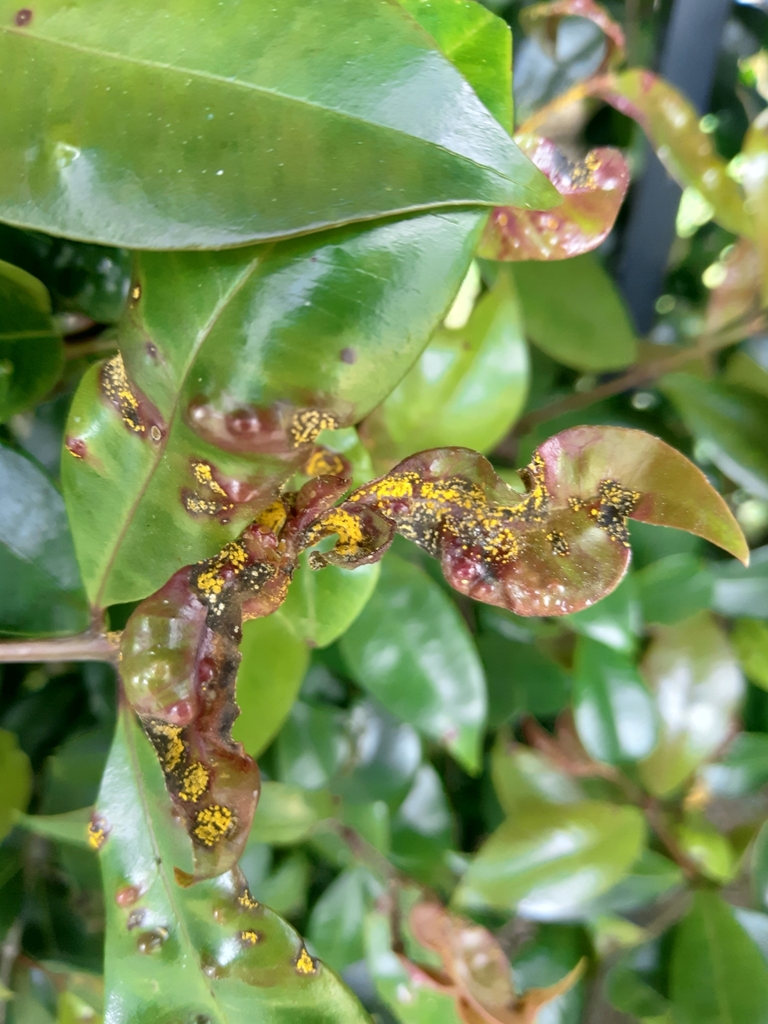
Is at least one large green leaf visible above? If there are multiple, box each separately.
[277,557,380,650]
[0,259,62,423]
[0,0,557,250]
[573,636,658,765]
[366,268,529,463]
[0,443,89,636]
[340,553,487,774]
[671,891,768,1024]
[95,708,369,1024]
[63,212,485,607]
[511,254,637,371]
[307,867,382,972]
[638,613,744,797]
[0,728,31,842]
[454,800,645,920]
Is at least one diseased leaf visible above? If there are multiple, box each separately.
[0,443,89,637]
[340,554,487,774]
[520,0,625,71]
[63,211,486,607]
[511,254,637,370]
[95,708,369,1024]
[0,0,557,250]
[454,800,645,920]
[0,259,62,423]
[314,426,747,617]
[573,637,658,765]
[479,138,629,261]
[638,613,744,797]
[364,269,529,465]
[671,892,768,1024]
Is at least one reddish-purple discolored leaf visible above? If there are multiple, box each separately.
[705,238,763,335]
[478,137,629,261]
[740,111,768,303]
[309,427,747,616]
[520,0,625,71]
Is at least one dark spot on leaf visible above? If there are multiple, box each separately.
[340,346,356,364]
[136,927,168,953]
[115,884,140,907]
[65,436,87,459]
[126,909,146,931]
[146,341,158,359]
[15,8,32,26]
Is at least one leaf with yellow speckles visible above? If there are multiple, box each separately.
[95,707,370,1024]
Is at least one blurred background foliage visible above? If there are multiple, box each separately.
[5,0,768,1022]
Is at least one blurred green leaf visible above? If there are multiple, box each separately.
[702,733,768,797]
[639,613,744,797]
[511,253,637,371]
[673,813,736,883]
[0,728,31,841]
[276,701,352,792]
[368,269,529,462]
[0,444,89,637]
[278,557,380,650]
[16,807,92,848]
[0,259,62,423]
[566,574,640,654]
[391,764,455,884]
[671,891,768,1024]
[492,736,584,815]
[578,849,683,917]
[635,554,714,626]
[732,619,768,690]
[573,637,658,765]
[454,800,645,920]
[512,924,586,1024]
[341,554,486,774]
[478,630,571,727]
[607,963,670,1020]
[712,547,768,619]
[331,700,422,805]
[0,0,557,249]
[253,851,311,921]
[231,614,309,758]
[308,867,382,972]
[249,781,334,846]
[96,709,368,1024]
[753,820,768,911]
[63,213,486,608]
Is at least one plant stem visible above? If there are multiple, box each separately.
[0,632,120,664]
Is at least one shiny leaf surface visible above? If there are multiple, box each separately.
[479,138,628,261]
[638,613,744,797]
[95,708,369,1024]
[0,443,89,637]
[0,0,557,249]
[341,554,487,774]
[277,557,380,649]
[63,211,485,607]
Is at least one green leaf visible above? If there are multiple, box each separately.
[0,443,90,637]
[662,373,768,499]
[578,849,683,917]
[639,613,744,797]
[512,924,585,1024]
[276,701,352,792]
[573,637,658,765]
[397,0,513,132]
[0,728,31,841]
[231,615,309,758]
[15,807,93,848]
[492,735,584,816]
[340,554,487,773]
[367,268,529,462]
[702,734,768,797]
[0,259,62,422]
[96,709,368,1024]
[754,821,768,911]
[308,867,382,972]
[331,700,422,805]
[454,800,645,920]
[478,630,570,727]
[732,619,768,690]
[671,891,768,1024]
[479,140,629,262]
[277,557,380,650]
[607,963,669,1020]
[511,254,637,371]
[63,211,487,607]
[565,574,640,654]
[673,813,736,883]
[0,0,558,250]
[712,546,768,619]
[248,782,334,847]
[635,554,714,626]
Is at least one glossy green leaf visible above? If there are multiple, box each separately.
[0,443,90,637]
[732,619,768,690]
[307,867,382,972]
[639,613,744,797]
[0,224,130,323]
[512,924,585,1024]
[15,807,92,848]
[712,546,768,620]
[0,259,62,422]
[63,211,485,607]
[277,557,380,650]
[455,799,645,920]
[96,709,368,1024]
[511,253,637,371]
[478,630,571,726]
[247,782,334,847]
[391,764,454,883]
[673,813,736,883]
[0,728,31,841]
[231,615,309,758]
[662,373,768,499]
[738,111,768,301]
[607,964,669,1021]
[397,0,513,132]
[276,701,352,792]
[492,735,584,816]
[671,891,768,1024]
[578,849,683,917]
[331,700,422,805]
[573,637,658,765]
[0,0,558,250]
[565,574,640,654]
[366,268,529,464]
[635,554,714,626]
[702,733,768,797]
[340,554,487,773]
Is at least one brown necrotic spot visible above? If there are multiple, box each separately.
[136,927,168,954]
[65,436,87,459]
[591,478,641,547]
[115,884,141,907]
[126,908,146,931]
[193,804,235,847]
[14,8,32,25]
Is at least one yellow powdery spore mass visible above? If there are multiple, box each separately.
[102,354,145,433]
[289,409,340,447]
[238,889,260,910]
[87,817,108,851]
[179,762,210,803]
[295,947,317,975]
[193,804,235,846]
[257,501,288,536]
[304,448,346,478]
[240,930,261,946]
[196,541,248,599]
[306,508,364,558]
[192,462,229,498]
[151,723,186,773]
[352,471,419,502]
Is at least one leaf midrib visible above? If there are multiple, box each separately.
[93,246,273,608]
[3,25,529,190]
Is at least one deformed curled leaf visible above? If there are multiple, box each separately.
[478,137,629,261]
[308,426,747,616]
[520,0,626,71]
